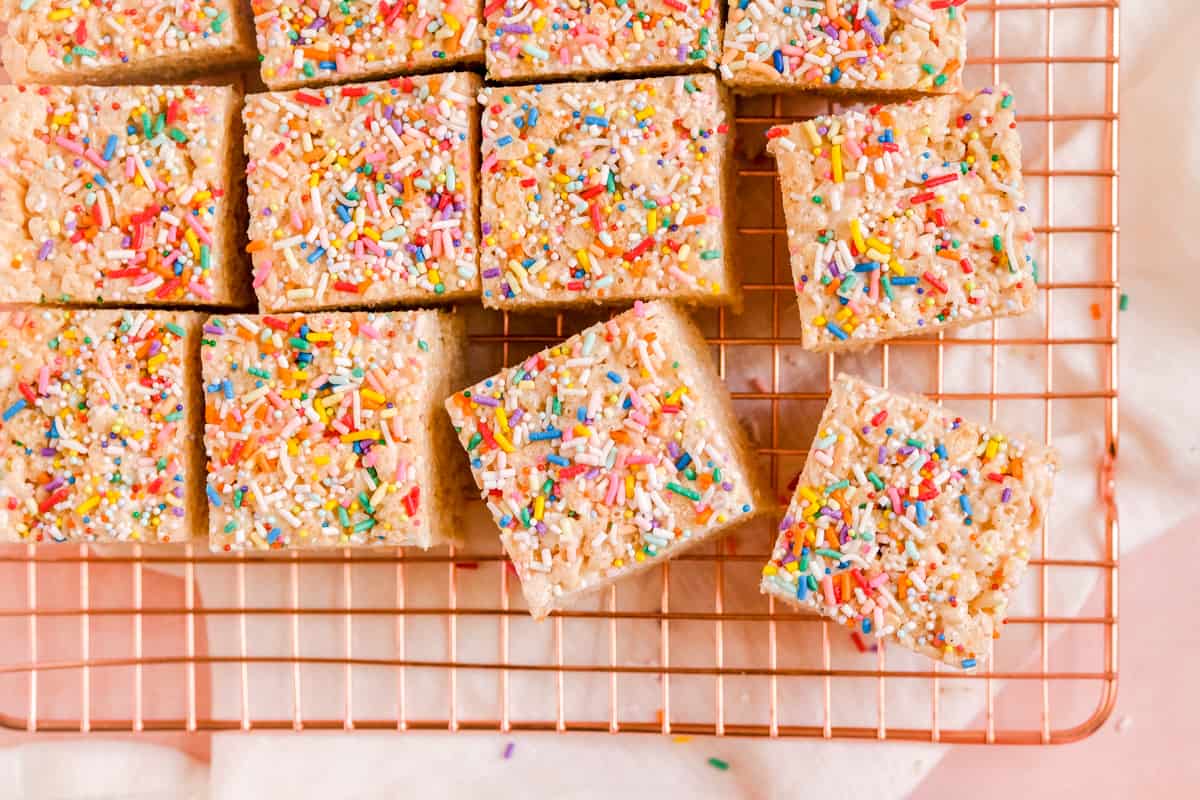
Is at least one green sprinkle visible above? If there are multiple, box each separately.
[708,758,729,771]
[165,322,186,337]
[167,127,188,143]
[338,506,351,528]
[1001,94,1014,109]
[1119,293,1129,311]
[824,479,849,494]
[934,74,948,87]
[418,339,430,351]
[288,337,310,351]
[72,46,98,58]
[992,235,1003,252]
[247,367,271,379]
[700,250,721,260]
[353,518,376,533]
[224,522,237,533]
[866,472,885,490]
[666,482,701,502]
[234,489,244,508]
[303,62,316,77]
[164,411,183,422]
[812,195,823,204]
[905,438,924,448]
[358,492,374,514]
[921,63,935,74]
[815,548,843,561]
[357,92,376,107]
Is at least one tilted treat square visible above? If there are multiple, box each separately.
[445,301,769,618]
[2,0,255,85]
[243,73,481,312]
[0,84,248,307]
[767,87,1036,352]
[721,0,965,94]
[202,309,464,551]
[485,0,721,82]
[252,0,483,90]
[762,375,1056,669]
[0,308,203,544]
[479,75,736,310]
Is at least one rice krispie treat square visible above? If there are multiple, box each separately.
[767,87,1036,352]
[0,308,203,544]
[0,84,249,307]
[2,0,256,84]
[479,75,736,310]
[485,0,720,81]
[252,0,483,90]
[202,309,464,551]
[445,301,770,618]
[721,0,965,93]
[762,374,1056,669]
[243,73,481,312]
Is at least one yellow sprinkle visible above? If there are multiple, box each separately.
[799,486,821,505]
[360,388,386,404]
[533,495,545,520]
[76,496,100,515]
[849,218,866,252]
[573,425,591,438]
[495,405,510,433]
[832,144,844,183]
[493,431,515,453]
[340,430,380,443]
[314,455,331,466]
[635,106,655,121]
[762,564,778,576]
[576,249,590,270]
[985,438,999,460]
[443,11,461,30]
[48,8,72,19]
[866,237,892,255]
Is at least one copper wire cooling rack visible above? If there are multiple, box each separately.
[0,0,1119,743]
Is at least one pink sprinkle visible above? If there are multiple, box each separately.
[887,487,902,515]
[37,366,49,395]
[252,260,273,288]
[185,214,212,245]
[188,281,213,301]
[54,135,84,155]
[604,473,621,505]
[821,575,836,606]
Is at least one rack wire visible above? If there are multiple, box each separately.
[0,0,1119,743]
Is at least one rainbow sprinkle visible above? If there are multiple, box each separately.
[242,73,479,312]
[0,84,240,306]
[445,301,766,618]
[762,374,1057,669]
[252,0,483,90]
[202,310,462,551]
[484,0,719,80]
[721,0,966,91]
[479,75,733,309]
[0,309,198,544]
[766,87,1037,352]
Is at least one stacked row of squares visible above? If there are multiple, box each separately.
[0,302,1055,669]
[1,78,1036,350]
[2,0,966,92]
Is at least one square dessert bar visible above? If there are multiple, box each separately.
[767,87,1037,352]
[446,301,769,618]
[202,309,465,551]
[253,0,483,90]
[479,75,736,310]
[0,308,203,544]
[484,0,720,81]
[762,375,1056,669]
[243,72,481,312]
[0,84,249,307]
[1,0,255,84]
[721,0,965,93]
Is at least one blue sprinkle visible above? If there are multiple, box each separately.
[206,484,222,506]
[675,453,692,471]
[853,261,879,273]
[606,371,622,383]
[584,115,608,127]
[890,276,919,286]
[528,428,562,441]
[336,204,352,223]
[545,454,570,467]
[497,135,513,147]
[222,379,234,400]
[825,321,848,341]
[2,399,26,422]
[772,49,785,74]
[961,658,977,669]
[959,494,972,516]
[102,134,118,161]
[306,246,326,264]
[915,500,929,526]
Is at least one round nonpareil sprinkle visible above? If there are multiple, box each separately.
[762,375,1057,670]
[0,309,196,544]
[479,75,732,309]
[242,73,479,312]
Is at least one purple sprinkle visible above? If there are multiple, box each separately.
[877,446,887,465]
[40,448,57,457]
[45,476,64,492]
[503,742,515,759]
[862,20,883,46]
[172,507,185,517]
[473,395,499,407]
[203,324,224,335]
[1001,487,1012,503]
[667,441,681,460]
[37,240,53,261]
[721,481,734,491]
[779,515,794,531]
[502,23,532,33]
[898,445,914,456]
[508,408,524,424]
